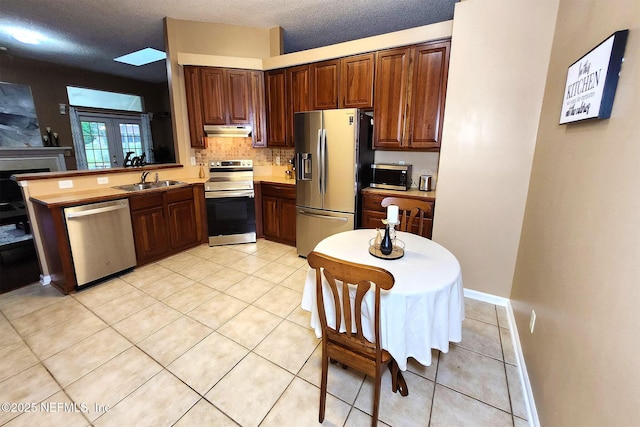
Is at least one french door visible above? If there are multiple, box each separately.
[77,112,147,169]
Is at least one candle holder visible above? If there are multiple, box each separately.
[42,127,60,146]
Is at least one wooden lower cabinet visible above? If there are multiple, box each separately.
[261,182,296,246]
[280,197,297,243]
[130,186,200,265]
[131,203,169,262]
[167,200,198,250]
[361,190,435,239]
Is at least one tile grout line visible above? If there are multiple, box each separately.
[2,241,508,426]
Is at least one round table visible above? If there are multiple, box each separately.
[301,229,464,370]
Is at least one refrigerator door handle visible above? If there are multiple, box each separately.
[321,129,327,195]
[298,209,348,222]
[317,129,323,194]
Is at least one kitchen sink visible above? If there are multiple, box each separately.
[114,180,187,192]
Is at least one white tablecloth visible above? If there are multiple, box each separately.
[301,229,464,370]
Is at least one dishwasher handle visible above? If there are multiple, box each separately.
[65,203,129,219]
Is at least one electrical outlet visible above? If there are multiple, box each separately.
[529,310,536,333]
[58,180,73,189]
[275,156,281,165]
[190,157,196,166]
[97,177,109,185]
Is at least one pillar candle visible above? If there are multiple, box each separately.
[387,205,399,224]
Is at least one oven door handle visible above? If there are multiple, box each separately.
[205,191,255,199]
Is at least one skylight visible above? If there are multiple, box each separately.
[113,47,166,66]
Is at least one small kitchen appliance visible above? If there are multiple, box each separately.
[419,175,432,191]
[370,163,412,191]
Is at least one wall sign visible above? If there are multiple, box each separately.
[559,30,628,124]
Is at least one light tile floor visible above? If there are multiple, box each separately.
[0,239,528,426]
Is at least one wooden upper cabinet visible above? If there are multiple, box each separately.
[310,54,375,111]
[184,66,253,148]
[372,39,451,150]
[265,69,287,147]
[226,69,251,124]
[200,68,227,125]
[250,70,267,148]
[286,64,310,146]
[184,66,206,148]
[199,67,250,125]
[340,53,375,109]
[373,47,410,149]
[310,59,340,110]
[407,41,450,149]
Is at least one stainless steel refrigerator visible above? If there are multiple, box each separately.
[295,109,374,257]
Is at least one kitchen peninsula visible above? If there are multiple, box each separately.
[14,165,207,295]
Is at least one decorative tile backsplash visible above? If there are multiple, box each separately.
[194,136,439,188]
[194,137,294,166]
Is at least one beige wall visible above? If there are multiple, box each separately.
[511,0,640,425]
[432,0,559,297]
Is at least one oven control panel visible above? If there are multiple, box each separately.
[209,159,253,169]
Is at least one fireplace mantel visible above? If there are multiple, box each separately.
[0,147,71,172]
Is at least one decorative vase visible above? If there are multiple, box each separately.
[380,225,393,255]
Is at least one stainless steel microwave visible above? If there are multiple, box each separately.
[370,164,412,191]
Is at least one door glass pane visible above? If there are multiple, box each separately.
[81,121,111,169]
[119,123,142,155]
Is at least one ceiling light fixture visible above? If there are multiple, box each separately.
[7,27,45,45]
[114,47,166,66]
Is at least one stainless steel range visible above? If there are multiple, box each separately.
[205,159,256,246]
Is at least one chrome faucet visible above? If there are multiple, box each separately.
[140,171,150,183]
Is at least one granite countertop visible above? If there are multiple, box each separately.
[254,175,296,185]
[362,186,436,200]
[30,178,207,207]
[29,175,296,207]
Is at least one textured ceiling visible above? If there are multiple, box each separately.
[0,0,457,83]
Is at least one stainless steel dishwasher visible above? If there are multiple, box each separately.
[64,198,136,288]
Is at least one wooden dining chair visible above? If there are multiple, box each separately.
[307,251,407,426]
[381,196,433,236]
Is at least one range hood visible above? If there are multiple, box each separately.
[204,125,252,138]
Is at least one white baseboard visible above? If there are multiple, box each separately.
[464,289,539,427]
[463,287,509,306]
